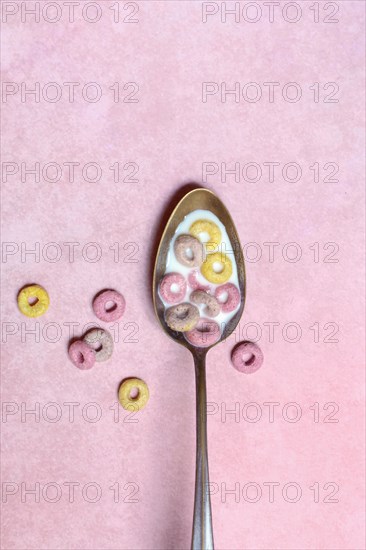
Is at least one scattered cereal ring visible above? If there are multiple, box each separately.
[190,290,220,318]
[118,378,149,411]
[201,252,232,284]
[83,328,113,362]
[69,340,96,370]
[165,302,200,332]
[17,284,50,318]
[215,283,240,313]
[159,272,187,304]
[93,289,125,322]
[188,270,211,292]
[231,341,263,374]
[185,317,221,348]
[189,219,221,251]
[174,234,205,268]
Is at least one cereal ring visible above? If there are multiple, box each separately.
[17,284,50,318]
[188,270,211,292]
[118,378,149,412]
[174,234,205,268]
[69,340,96,370]
[215,283,240,312]
[185,318,221,348]
[189,219,222,251]
[93,289,125,322]
[190,290,220,318]
[83,328,114,362]
[159,272,187,304]
[201,252,232,284]
[231,342,263,374]
[165,302,200,332]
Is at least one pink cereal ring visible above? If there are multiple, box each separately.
[215,283,240,313]
[188,270,211,292]
[69,340,96,370]
[93,289,126,322]
[185,317,221,348]
[231,341,263,374]
[159,273,187,304]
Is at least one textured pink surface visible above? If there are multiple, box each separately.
[1,1,365,549]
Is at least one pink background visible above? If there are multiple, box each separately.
[1,1,365,549]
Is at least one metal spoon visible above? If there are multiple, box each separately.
[152,188,246,550]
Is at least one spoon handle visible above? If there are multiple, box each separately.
[191,353,214,550]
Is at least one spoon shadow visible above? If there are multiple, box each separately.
[147,182,206,550]
[148,182,207,293]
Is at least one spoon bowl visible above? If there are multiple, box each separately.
[152,187,246,549]
[153,188,246,350]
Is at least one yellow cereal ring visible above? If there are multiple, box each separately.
[189,219,222,251]
[201,252,232,284]
[17,284,50,317]
[118,378,149,412]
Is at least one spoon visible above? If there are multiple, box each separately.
[152,188,246,550]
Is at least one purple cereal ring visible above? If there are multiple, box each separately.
[165,302,200,332]
[190,290,220,318]
[188,270,211,292]
[185,317,221,348]
[159,273,187,304]
[83,328,113,362]
[174,234,205,268]
[215,283,240,313]
[231,341,263,374]
[93,289,125,322]
[69,340,96,370]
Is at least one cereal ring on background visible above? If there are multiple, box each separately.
[189,219,221,251]
[69,340,96,370]
[231,341,263,374]
[118,378,149,411]
[159,272,187,304]
[184,317,221,348]
[93,289,125,322]
[215,283,240,312]
[165,302,199,332]
[200,252,232,284]
[188,270,211,292]
[83,328,114,362]
[17,284,49,318]
[190,290,220,318]
[174,234,205,268]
